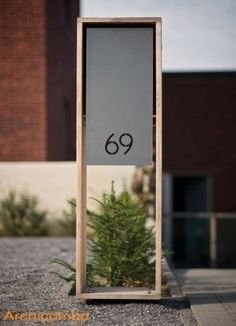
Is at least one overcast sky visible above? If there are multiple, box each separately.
[81,0,236,71]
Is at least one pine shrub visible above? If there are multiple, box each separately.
[87,182,155,287]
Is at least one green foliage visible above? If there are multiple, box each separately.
[0,191,48,236]
[49,258,75,282]
[87,181,155,287]
[50,183,172,288]
[59,198,76,236]
[49,258,77,295]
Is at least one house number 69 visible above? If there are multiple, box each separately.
[105,133,133,155]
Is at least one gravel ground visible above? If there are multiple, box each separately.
[0,238,198,325]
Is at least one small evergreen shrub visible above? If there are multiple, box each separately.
[50,182,157,288]
[87,182,155,287]
[0,191,48,236]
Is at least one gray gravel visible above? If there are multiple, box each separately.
[0,238,198,325]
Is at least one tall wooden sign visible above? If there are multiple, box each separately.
[76,18,162,299]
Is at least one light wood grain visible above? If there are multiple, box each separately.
[155,20,162,295]
[76,287,161,300]
[78,17,161,24]
[76,20,86,296]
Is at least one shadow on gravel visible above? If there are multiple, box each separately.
[85,298,189,309]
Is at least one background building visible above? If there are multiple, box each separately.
[162,72,236,268]
[0,0,235,267]
[0,0,78,161]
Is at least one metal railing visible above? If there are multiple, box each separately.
[163,212,236,268]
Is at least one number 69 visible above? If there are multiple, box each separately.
[105,133,133,155]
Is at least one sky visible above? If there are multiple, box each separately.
[81,0,236,71]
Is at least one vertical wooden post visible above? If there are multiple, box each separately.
[210,214,217,268]
[155,20,162,294]
[76,18,87,295]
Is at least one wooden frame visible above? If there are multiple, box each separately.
[76,17,162,300]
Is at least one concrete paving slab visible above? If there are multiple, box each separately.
[175,269,236,326]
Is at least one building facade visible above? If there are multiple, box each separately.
[0,1,236,267]
[162,72,236,267]
[0,0,78,161]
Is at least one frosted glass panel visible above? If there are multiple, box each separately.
[86,27,153,165]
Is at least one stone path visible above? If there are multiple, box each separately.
[175,269,236,326]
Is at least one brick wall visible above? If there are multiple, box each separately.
[163,73,236,211]
[0,0,47,160]
[45,0,78,160]
[0,0,78,161]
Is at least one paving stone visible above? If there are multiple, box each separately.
[175,268,236,326]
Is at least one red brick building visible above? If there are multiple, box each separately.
[163,72,236,212]
[0,1,236,266]
[0,0,78,161]
[162,73,236,267]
